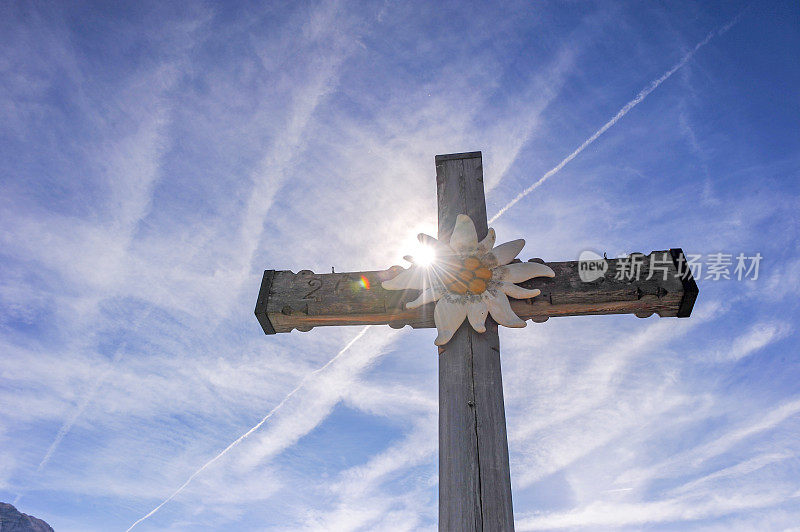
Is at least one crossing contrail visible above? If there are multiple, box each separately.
[36,352,123,472]
[125,326,371,531]
[488,12,743,224]
[13,311,156,506]
[13,355,122,506]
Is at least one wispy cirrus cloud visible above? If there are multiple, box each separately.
[516,484,800,530]
[488,10,744,224]
[2,2,798,531]
[126,326,376,531]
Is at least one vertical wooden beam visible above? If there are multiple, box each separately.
[436,152,515,531]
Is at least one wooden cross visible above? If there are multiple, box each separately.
[254,151,698,531]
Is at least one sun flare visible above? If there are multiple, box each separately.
[383,214,555,345]
[412,244,436,267]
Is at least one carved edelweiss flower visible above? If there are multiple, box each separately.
[382,214,555,345]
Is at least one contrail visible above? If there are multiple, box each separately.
[14,362,118,507]
[125,326,371,532]
[13,311,155,506]
[488,13,743,224]
[36,356,121,472]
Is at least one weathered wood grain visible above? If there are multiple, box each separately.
[438,320,483,530]
[467,319,516,530]
[254,250,698,335]
[436,152,514,531]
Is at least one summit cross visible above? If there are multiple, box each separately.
[255,151,698,531]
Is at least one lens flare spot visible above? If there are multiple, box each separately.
[359,275,370,290]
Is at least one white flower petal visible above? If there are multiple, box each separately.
[434,299,468,346]
[501,262,555,283]
[417,233,452,255]
[477,228,496,256]
[485,292,526,328]
[449,214,479,252]
[381,266,425,290]
[406,287,443,309]
[498,282,541,300]
[466,301,489,333]
[485,239,525,266]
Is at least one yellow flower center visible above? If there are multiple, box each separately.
[445,256,492,295]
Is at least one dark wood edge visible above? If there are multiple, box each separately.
[435,151,482,163]
[669,248,699,318]
[254,270,277,334]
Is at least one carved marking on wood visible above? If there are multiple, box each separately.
[301,277,323,302]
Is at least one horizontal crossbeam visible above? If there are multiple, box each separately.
[255,249,698,335]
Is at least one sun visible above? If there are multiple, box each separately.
[384,214,554,345]
[411,243,436,267]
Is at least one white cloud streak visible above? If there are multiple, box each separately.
[668,451,793,497]
[301,414,438,531]
[516,486,798,530]
[488,13,742,224]
[617,396,800,487]
[715,321,792,362]
[125,326,370,532]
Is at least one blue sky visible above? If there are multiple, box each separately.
[1,1,799,530]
